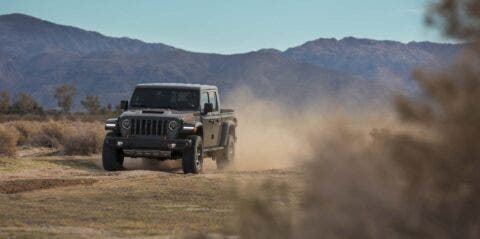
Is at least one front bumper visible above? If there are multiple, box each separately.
[104,136,192,151]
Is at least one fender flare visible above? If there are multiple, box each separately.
[219,120,236,147]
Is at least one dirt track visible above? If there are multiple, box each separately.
[0,148,301,238]
[0,178,97,194]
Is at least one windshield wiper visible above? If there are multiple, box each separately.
[131,104,149,108]
[153,105,175,110]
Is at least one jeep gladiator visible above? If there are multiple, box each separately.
[102,83,237,173]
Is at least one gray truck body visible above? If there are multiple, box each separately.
[102,83,237,173]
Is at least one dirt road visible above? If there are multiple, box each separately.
[0,148,301,238]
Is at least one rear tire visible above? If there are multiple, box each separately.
[102,135,124,171]
[182,135,203,174]
[216,135,235,170]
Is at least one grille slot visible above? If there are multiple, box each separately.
[130,119,167,137]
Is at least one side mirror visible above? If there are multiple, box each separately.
[120,100,128,110]
[203,103,213,114]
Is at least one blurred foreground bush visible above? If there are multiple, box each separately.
[235,57,480,239]
[235,0,480,237]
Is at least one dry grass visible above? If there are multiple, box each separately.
[63,122,104,155]
[1,120,104,156]
[8,121,39,146]
[0,124,19,156]
[0,156,285,238]
[31,121,66,148]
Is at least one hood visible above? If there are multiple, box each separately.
[119,109,198,122]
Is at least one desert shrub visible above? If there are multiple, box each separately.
[63,123,104,155]
[30,121,67,148]
[7,121,40,146]
[0,124,19,156]
[1,120,105,155]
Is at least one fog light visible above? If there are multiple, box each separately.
[167,143,176,149]
[117,141,124,147]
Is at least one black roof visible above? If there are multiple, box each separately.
[136,83,217,90]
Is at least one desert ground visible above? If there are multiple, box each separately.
[0,148,302,238]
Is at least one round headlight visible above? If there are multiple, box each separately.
[168,120,178,131]
[121,119,131,129]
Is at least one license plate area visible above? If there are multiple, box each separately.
[123,149,171,158]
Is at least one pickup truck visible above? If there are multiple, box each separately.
[102,83,237,174]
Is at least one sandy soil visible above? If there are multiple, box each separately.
[0,148,301,238]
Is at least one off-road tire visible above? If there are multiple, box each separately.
[102,133,124,171]
[182,135,203,174]
[216,135,235,170]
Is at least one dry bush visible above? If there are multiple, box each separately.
[388,62,480,237]
[7,121,41,146]
[0,124,19,156]
[63,122,104,155]
[0,120,105,156]
[427,0,480,41]
[31,121,67,148]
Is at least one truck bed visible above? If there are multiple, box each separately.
[220,108,234,113]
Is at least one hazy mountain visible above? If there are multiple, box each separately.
[284,37,461,90]
[0,13,461,109]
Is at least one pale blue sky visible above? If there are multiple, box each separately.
[0,0,445,54]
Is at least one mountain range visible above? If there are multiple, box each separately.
[0,13,462,109]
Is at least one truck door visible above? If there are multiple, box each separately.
[208,91,221,146]
[200,91,215,147]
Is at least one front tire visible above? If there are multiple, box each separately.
[102,134,124,171]
[182,135,203,174]
[216,135,235,170]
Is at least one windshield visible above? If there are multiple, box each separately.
[130,88,199,110]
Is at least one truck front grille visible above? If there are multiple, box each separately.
[130,119,167,137]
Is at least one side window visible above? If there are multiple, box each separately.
[210,91,219,111]
[200,92,209,111]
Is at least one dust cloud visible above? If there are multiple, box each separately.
[223,86,397,171]
[232,50,480,238]
[224,87,310,170]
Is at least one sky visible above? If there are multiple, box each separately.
[0,0,446,54]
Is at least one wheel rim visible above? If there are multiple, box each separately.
[195,143,203,170]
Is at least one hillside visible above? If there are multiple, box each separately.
[0,13,461,108]
[284,37,461,90]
